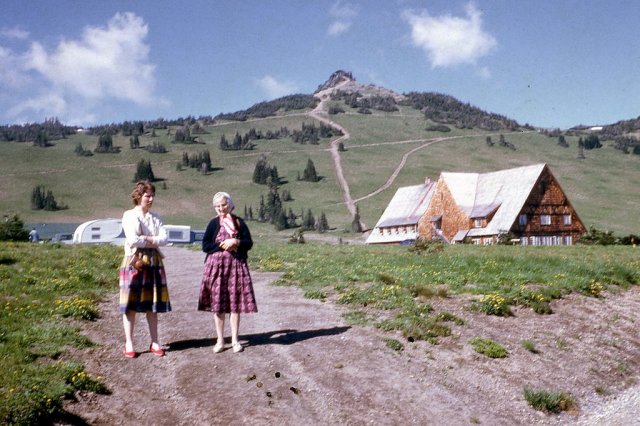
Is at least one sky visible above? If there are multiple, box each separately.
[1,0,639,129]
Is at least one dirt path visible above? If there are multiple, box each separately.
[60,246,640,425]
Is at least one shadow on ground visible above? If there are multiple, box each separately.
[167,326,351,352]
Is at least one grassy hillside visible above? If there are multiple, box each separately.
[1,105,638,237]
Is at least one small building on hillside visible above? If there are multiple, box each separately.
[366,179,435,244]
[417,163,586,245]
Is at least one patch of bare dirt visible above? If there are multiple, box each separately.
[58,246,640,425]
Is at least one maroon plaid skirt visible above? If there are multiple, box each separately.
[198,250,257,314]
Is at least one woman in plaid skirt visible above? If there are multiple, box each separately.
[198,192,257,353]
[119,180,171,358]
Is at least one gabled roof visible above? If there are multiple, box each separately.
[441,163,547,237]
[366,181,435,244]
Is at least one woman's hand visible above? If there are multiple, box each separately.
[219,238,239,251]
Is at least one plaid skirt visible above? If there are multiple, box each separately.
[198,250,257,314]
[118,249,171,314]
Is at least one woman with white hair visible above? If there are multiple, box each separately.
[198,192,257,353]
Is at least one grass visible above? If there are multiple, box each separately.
[469,337,509,358]
[523,387,574,413]
[251,239,640,345]
[522,340,540,354]
[0,242,120,424]
[3,235,640,421]
[1,107,639,236]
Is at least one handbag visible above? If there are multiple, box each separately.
[129,250,151,270]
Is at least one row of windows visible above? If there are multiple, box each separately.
[519,214,571,226]
[378,225,417,235]
[469,235,574,246]
[522,235,573,246]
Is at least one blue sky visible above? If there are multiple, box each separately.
[1,0,639,129]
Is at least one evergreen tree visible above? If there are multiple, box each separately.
[31,186,44,210]
[351,206,363,233]
[274,209,288,231]
[317,212,329,233]
[287,208,297,228]
[134,159,156,182]
[303,209,315,230]
[577,138,586,159]
[0,214,29,241]
[258,195,266,222]
[302,158,319,182]
[130,135,140,149]
[558,135,569,148]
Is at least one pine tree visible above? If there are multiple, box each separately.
[302,158,318,182]
[351,206,363,233]
[303,209,315,230]
[318,212,329,233]
[274,209,288,231]
[258,195,266,222]
[134,159,156,182]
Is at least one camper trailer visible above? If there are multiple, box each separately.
[72,219,192,245]
[164,225,191,244]
[73,219,125,245]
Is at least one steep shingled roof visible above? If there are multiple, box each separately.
[366,180,435,244]
[441,163,547,237]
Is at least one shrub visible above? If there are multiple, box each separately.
[383,338,404,351]
[476,294,512,316]
[523,387,574,413]
[0,215,29,241]
[522,340,540,354]
[470,337,509,358]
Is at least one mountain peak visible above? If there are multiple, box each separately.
[315,70,355,92]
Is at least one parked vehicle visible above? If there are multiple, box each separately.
[73,219,124,245]
[71,219,193,245]
[51,233,74,244]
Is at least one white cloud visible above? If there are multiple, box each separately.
[1,26,29,40]
[3,12,168,124]
[254,75,298,99]
[0,46,30,88]
[328,1,358,36]
[24,12,163,105]
[403,2,496,68]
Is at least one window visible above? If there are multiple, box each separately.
[91,234,100,240]
[473,218,483,228]
[519,214,527,226]
[540,215,551,225]
[91,227,101,231]
[168,230,184,239]
[563,214,571,225]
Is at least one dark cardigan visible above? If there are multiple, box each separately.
[201,214,253,260]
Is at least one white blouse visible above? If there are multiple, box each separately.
[122,207,168,256]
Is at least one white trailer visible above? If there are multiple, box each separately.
[73,219,125,245]
[72,219,192,245]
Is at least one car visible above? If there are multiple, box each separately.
[51,233,73,244]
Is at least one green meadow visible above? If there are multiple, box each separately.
[2,240,639,423]
[1,106,639,236]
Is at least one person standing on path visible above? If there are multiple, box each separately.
[198,191,257,353]
[119,180,171,358]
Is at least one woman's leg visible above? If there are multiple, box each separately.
[214,313,225,345]
[146,312,159,348]
[123,310,136,352]
[230,313,240,345]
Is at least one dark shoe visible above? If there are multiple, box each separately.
[149,344,166,357]
[123,348,138,358]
